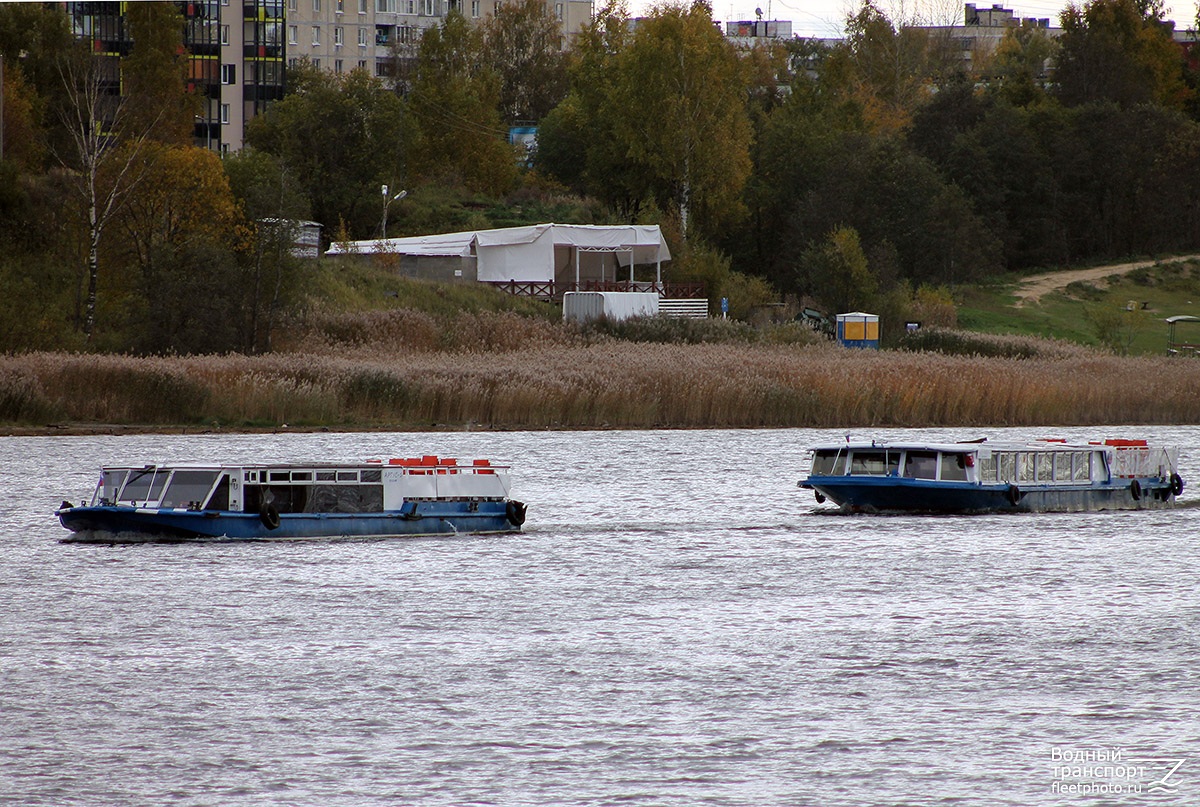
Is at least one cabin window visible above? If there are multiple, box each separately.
[207,474,230,510]
[1019,453,1036,482]
[361,468,382,483]
[997,453,1016,483]
[903,450,939,480]
[337,471,358,482]
[850,450,898,476]
[978,453,996,482]
[305,484,384,513]
[1073,454,1091,482]
[940,453,969,482]
[810,450,847,476]
[160,470,220,509]
[1036,455,1053,483]
[317,471,336,481]
[1053,453,1072,482]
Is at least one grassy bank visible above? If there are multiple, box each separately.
[958,258,1200,354]
[4,335,1200,431]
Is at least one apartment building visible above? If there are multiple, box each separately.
[67,0,591,153]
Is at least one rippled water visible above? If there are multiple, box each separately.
[2,426,1199,806]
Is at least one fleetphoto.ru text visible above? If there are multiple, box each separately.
[1050,747,1187,797]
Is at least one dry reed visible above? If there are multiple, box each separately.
[4,341,1200,430]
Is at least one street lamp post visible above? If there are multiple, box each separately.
[380,185,407,237]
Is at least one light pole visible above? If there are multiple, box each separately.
[380,185,406,237]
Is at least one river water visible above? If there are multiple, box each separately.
[2,426,1199,806]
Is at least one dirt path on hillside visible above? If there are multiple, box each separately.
[1014,255,1200,306]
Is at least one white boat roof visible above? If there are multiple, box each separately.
[805,439,1137,453]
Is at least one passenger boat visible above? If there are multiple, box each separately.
[57,455,527,543]
[799,438,1184,514]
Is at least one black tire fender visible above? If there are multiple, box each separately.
[1006,484,1020,507]
[505,500,527,527]
[1130,479,1142,501]
[1170,473,1184,497]
[260,502,280,530]
[814,491,827,504]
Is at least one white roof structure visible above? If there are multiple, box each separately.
[325,223,671,284]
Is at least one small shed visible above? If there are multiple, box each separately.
[836,312,880,349]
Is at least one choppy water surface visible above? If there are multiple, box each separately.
[2,426,1199,806]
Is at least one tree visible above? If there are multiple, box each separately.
[823,1,943,134]
[987,21,1059,105]
[482,0,569,125]
[535,0,651,220]
[1054,0,1190,109]
[223,149,312,352]
[51,46,160,342]
[246,63,409,238]
[609,0,752,240]
[122,3,199,145]
[107,143,251,352]
[407,13,516,196]
[801,227,876,314]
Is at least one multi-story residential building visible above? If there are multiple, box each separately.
[67,0,591,153]
[68,1,285,153]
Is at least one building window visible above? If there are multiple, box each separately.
[337,0,345,11]
[288,0,297,9]
[312,26,320,44]
[335,59,343,72]
[220,24,229,45]
[313,58,321,68]
[423,0,434,15]
[220,103,229,124]
[334,26,343,45]
[313,0,321,11]
[471,0,479,15]
[358,27,368,45]
[221,63,236,84]
[358,59,367,69]
[405,0,415,12]
[288,25,298,44]
[360,0,368,11]
[554,2,563,19]
[377,0,396,11]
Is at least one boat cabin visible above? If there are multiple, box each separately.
[93,457,512,514]
[808,443,1112,486]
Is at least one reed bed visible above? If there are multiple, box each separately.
[4,341,1200,430]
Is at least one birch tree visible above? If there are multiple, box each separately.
[53,49,157,341]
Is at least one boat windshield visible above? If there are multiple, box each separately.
[119,468,170,504]
[810,450,847,476]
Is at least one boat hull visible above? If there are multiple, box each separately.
[805,476,1177,514]
[58,500,521,544]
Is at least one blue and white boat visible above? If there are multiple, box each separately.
[57,455,526,543]
[800,438,1184,514]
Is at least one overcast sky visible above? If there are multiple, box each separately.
[629,0,1199,39]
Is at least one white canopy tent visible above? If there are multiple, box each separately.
[326,223,671,286]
